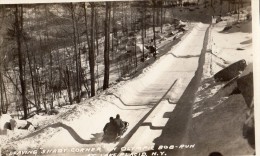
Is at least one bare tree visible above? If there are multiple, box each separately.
[140,3,145,62]
[95,8,101,90]
[152,0,157,51]
[15,5,28,119]
[65,66,73,105]
[0,6,7,115]
[103,2,111,90]
[82,3,91,97]
[160,0,163,33]
[70,3,81,103]
[89,3,96,96]
[0,72,5,115]
[24,38,39,111]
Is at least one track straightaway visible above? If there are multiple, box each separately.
[42,24,209,155]
[110,23,210,155]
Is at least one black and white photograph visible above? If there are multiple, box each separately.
[0,0,256,155]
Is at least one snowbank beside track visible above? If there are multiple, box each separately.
[185,15,254,156]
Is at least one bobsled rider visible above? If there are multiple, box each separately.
[114,114,125,135]
[103,117,117,138]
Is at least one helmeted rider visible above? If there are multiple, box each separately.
[103,117,117,140]
[114,114,125,135]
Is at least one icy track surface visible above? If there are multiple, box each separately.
[5,23,209,154]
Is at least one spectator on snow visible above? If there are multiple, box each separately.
[149,45,157,59]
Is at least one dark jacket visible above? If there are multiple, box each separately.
[103,121,117,136]
[114,118,125,130]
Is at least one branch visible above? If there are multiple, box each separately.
[3,70,36,106]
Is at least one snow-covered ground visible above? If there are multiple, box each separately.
[0,8,254,156]
[0,22,208,155]
[185,11,254,156]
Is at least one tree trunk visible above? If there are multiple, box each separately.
[130,6,132,31]
[24,40,38,110]
[89,3,96,96]
[76,9,82,100]
[70,3,81,103]
[111,3,115,63]
[220,0,223,15]
[95,9,100,89]
[65,66,73,105]
[153,1,157,51]
[210,0,215,14]
[95,9,99,56]
[237,0,240,21]
[82,3,92,97]
[134,39,137,69]
[141,5,145,61]
[3,76,9,113]
[83,3,91,59]
[0,72,4,115]
[228,1,230,12]
[160,1,163,33]
[44,4,54,110]
[103,2,111,90]
[33,42,41,111]
[144,6,147,38]
[15,5,28,119]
